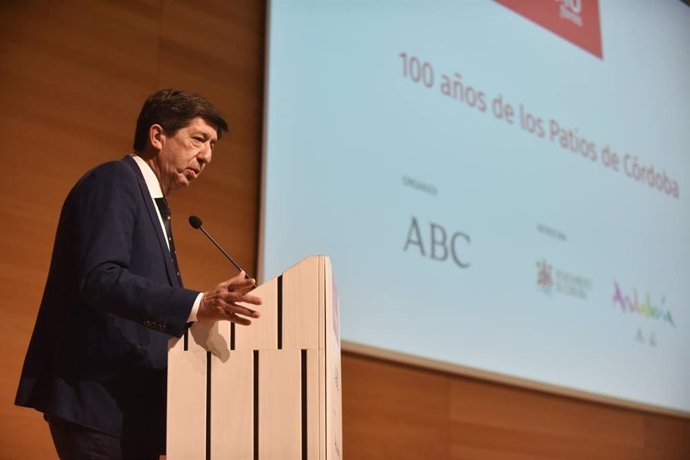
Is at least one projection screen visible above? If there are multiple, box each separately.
[260,0,690,416]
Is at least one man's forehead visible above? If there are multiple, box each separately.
[186,117,218,139]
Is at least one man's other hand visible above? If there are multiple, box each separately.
[197,271,262,324]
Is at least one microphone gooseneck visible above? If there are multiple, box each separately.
[188,215,255,287]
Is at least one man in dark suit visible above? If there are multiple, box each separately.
[15,89,262,459]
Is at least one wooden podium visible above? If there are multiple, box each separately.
[167,256,342,459]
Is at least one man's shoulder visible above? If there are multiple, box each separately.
[83,158,136,180]
[74,158,138,188]
[66,158,140,203]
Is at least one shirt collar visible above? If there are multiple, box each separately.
[131,154,163,199]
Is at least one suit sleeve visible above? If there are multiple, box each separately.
[74,162,197,337]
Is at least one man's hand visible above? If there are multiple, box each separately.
[197,271,262,324]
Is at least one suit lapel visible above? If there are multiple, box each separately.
[122,156,181,287]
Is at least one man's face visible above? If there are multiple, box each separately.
[151,116,218,195]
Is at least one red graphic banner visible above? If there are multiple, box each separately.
[496,0,603,59]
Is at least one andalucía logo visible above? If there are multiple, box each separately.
[496,0,603,59]
[612,281,675,327]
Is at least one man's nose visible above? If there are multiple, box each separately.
[198,144,213,166]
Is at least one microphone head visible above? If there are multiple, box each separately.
[189,215,203,229]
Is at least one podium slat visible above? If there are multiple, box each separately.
[257,349,301,459]
[283,257,320,350]
[167,340,207,460]
[210,351,253,458]
[236,277,279,350]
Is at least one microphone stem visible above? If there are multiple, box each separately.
[198,226,253,284]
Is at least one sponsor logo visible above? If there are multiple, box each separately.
[496,0,603,58]
[403,216,470,269]
[537,259,554,291]
[612,281,675,327]
[537,259,592,299]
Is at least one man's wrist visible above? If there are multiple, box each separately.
[188,293,203,322]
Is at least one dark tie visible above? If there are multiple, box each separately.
[154,197,182,283]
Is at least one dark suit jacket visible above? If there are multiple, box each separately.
[16,156,199,453]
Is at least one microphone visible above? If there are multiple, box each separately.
[188,215,256,287]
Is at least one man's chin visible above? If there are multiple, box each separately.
[169,179,192,194]
[182,170,199,182]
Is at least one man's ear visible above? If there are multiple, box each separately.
[148,124,165,151]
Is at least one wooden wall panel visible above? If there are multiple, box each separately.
[0,1,264,458]
[0,2,160,458]
[1,1,689,459]
[342,353,451,459]
[342,353,690,460]
[158,0,266,291]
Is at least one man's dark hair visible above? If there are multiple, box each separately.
[133,89,229,152]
